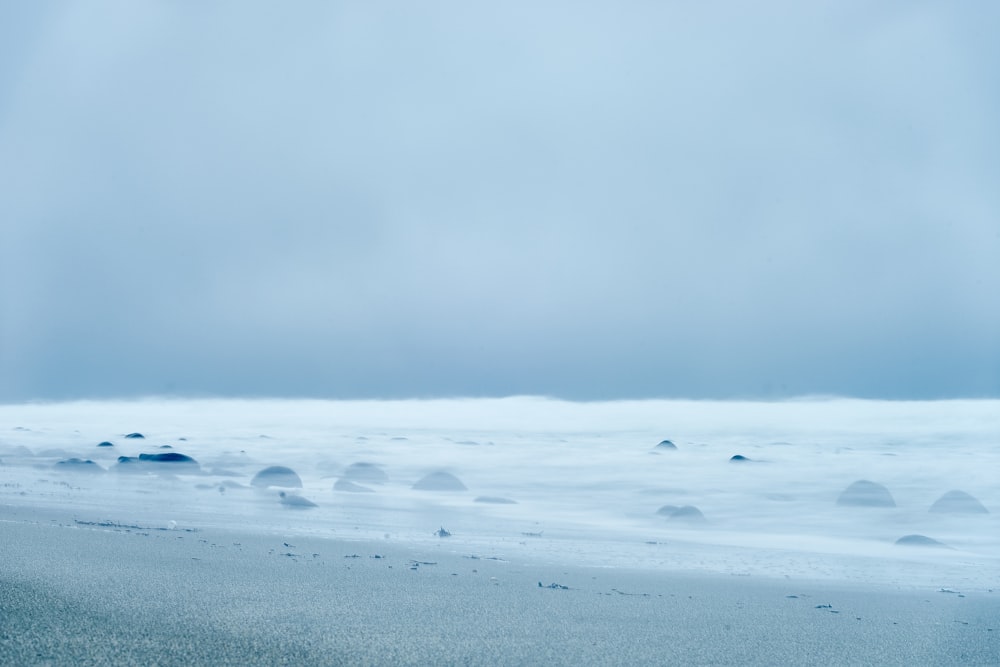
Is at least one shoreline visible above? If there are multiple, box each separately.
[3,505,997,666]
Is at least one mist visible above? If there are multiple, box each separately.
[2,2,998,402]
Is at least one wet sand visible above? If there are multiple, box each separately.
[2,505,997,666]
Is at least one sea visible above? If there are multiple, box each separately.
[2,397,997,589]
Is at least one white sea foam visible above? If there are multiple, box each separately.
[1,397,997,588]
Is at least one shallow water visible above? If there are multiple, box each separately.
[1,397,998,588]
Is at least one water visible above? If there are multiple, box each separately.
[2,397,998,588]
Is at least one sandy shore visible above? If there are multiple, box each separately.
[1,505,996,666]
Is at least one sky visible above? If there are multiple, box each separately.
[1,1,998,402]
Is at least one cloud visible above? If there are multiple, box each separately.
[1,2,998,400]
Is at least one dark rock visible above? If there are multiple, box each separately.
[895,534,951,549]
[836,480,896,507]
[251,466,303,488]
[655,440,677,451]
[139,452,198,465]
[97,441,114,448]
[474,496,517,504]
[113,456,143,473]
[729,455,751,462]
[412,471,467,491]
[54,458,105,473]
[343,462,388,484]
[929,490,989,514]
[278,491,317,508]
[135,452,200,472]
[333,479,375,493]
[125,433,145,439]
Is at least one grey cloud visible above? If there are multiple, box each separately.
[2,1,998,401]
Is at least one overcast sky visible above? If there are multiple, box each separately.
[1,1,998,402]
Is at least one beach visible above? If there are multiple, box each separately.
[2,398,998,665]
[3,504,998,666]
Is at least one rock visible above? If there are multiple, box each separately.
[729,455,751,462]
[836,480,896,507]
[343,462,388,484]
[278,491,317,508]
[38,449,73,458]
[251,466,303,488]
[895,534,951,549]
[474,496,518,504]
[138,452,199,470]
[929,490,989,514]
[333,479,375,493]
[54,458,105,473]
[125,433,145,439]
[655,504,680,516]
[113,456,143,473]
[667,505,706,523]
[97,441,114,448]
[655,440,678,451]
[435,527,451,537]
[412,471,467,491]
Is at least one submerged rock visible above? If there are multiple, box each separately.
[929,490,989,514]
[666,505,706,523]
[474,496,518,504]
[113,456,143,473]
[655,504,680,516]
[251,466,303,488]
[343,462,388,484]
[654,440,677,451]
[54,458,105,473]
[125,433,145,439]
[278,491,317,508]
[836,480,896,507]
[38,448,73,458]
[97,441,114,448]
[895,534,951,549]
[412,471,467,491]
[333,479,375,493]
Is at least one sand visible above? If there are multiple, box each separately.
[2,504,997,666]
